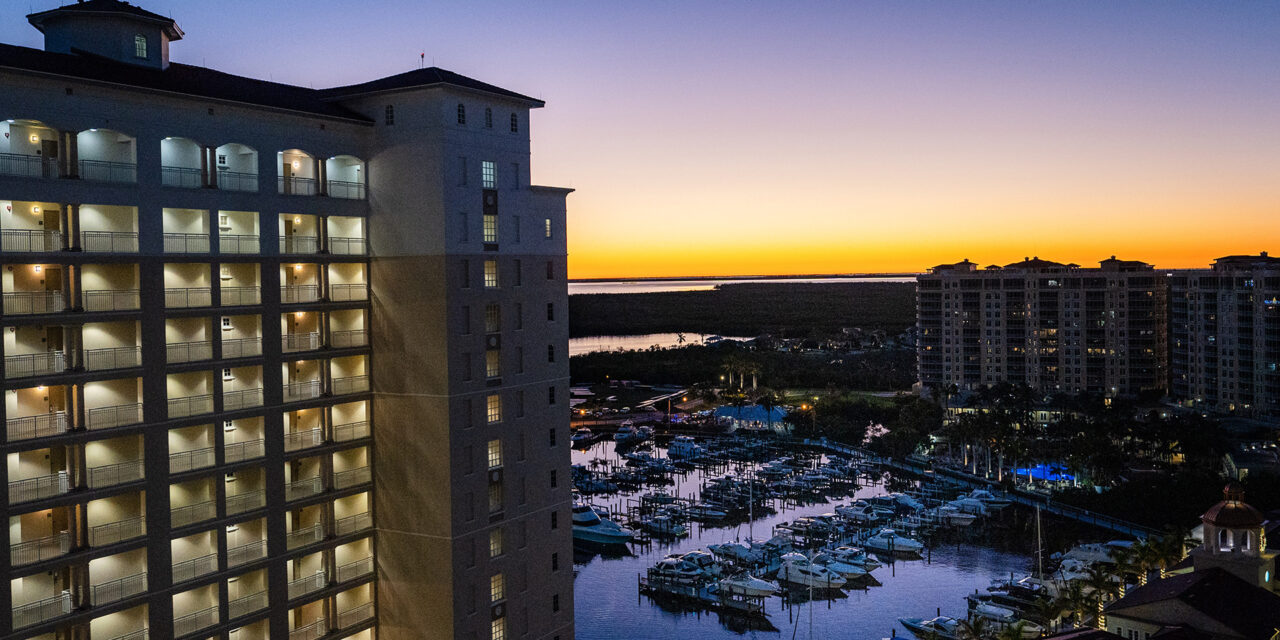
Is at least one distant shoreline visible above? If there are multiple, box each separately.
[568,273,922,283]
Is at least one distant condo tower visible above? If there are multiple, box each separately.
[0,2,574,639]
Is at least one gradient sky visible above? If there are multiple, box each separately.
[6,1,1279,278]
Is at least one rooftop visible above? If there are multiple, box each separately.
[1104,567,1280,640]
[27,0,183,40]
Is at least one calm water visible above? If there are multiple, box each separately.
[568,333,753,357]
[571,441,1031,640]
[568,276,916,296]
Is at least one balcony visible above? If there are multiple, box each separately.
[2,228,62,252]
[82,231,139,253]
[11,531,71,566]
[226,490,266,515]
[283,332,320,353]
[12,592,72,629]
[166,287,212,308]
[337,602,375,628]
[333,421,369,443]
[167,340,213,363]
[227,539,267,567]
[10,471,70,503]
[5,350,67,377]
[170,500,216,528]
[84,289,140,312]
[89,515,146,546]
[288,570,327,600]
[85,346,142,371]
[86,403,143,430]
[106,628,149,640]
[290,620,327,640]
[279,176,317,196]
[8,411,69,441]
[161,165,202,189]
[164,232,210,254]
[330,330,367,348]
[332,375,369,395]
[225,439,265,463]
[285,476,323,502]
[336,556,374,583]
[87,459,145,488]
[168,394,213,418]
[229,590,268,619]
[0,151,57,179]
[327,180,366,200]
[169,446,215,473]
[283,380,322,402]
[328,236,366,255]
[219,170,258,193]
[335,512,372,536]
[284,428,323,452]
[221,286,261,307]
[219,234,260,255]
[334,467,371,490]
[90,571,147,606]
[223,387,264,411]
[280,236,319,255]
[172,552,218,583]
[281,284,320,304]
[4,291,66,315]
[173,605,218,637]
[286,523,324,550]
[222,337,262,359]
[80,159,136,183]
[329,284,368,302]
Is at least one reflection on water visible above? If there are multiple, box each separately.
[569,333,752,357]
[568,276,916,296]
[570,441,1031,640]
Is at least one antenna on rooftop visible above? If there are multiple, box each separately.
[420,53,425,69]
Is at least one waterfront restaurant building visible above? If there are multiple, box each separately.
[0,2,573,639]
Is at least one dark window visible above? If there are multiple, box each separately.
[510,113,519,133]
[550,469,557,488]
[457,103,467,125]
[547,345,555,363]
[485,107,493,128]
[548,427,556,447]
[546,302,554,321]
[385,105,395,125]
[548,386,556,405]
[552,594,560,612]
[551,552,559,571]
[550,512,558,530]
[546,261,554,280]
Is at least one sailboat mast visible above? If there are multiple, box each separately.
[1035,506,1043,580]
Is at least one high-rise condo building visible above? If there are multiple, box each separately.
[917,257,1166,398]
[0,2,574,639]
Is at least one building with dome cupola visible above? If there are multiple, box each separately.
[1190,482,1277,593]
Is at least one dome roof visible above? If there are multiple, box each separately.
[1201,481,1264,529]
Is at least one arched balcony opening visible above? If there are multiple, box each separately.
[278,149,316,196]
[160,137,204,188]
[77,128,136,183]
[214,143,258,192]
[0,119,60,178]
[325,155,365,200]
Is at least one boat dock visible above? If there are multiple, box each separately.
[638,574,768,616]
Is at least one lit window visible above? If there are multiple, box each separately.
[482,161,496,189]
[485,304,501,333]
[544,218,552,238]
[487,439,503,469]
[483,213,498,243]
[486,350,501,378]
[384,105,394,125]
[457,103,467,125]
[487,394,502,423]
[489,528,504,557]
[491,616,506,640]
[485,107,493,128]
[134,34,147,58]
[510,113,519,133]
[484,260,499,288]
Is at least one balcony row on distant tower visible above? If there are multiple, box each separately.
[0,118,366,198]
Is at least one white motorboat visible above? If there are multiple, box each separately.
[810,552,868,579]
[777,553,846,589]
[709,541,763,564]
[948,496,990,516]
[640,515,688,538]
[932,504,979,527]
[898,616,959,640]
[570,429,594,446]
[648,556,704,585]
[967,489,1013,511]
[667,435,704,459]
[571,503,635,545]
[836,500,893,523]
[864,529,925,555]
[613,422,638,442]
[826,545,881,570]
[686,502,729,521]
[970,602,1045,638]
[718,571,778,597]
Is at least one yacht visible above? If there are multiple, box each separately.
[640,514,688,538]
[613,421,646,443]
[718,571,778,597]
[826,545,881,570]
[709,541,763,565]
[776,553,846,589]
[967,489,1013,511]
[571,503,635,545]
[685,502,729,521]
[863,529,925,555]
[570,428,594,446]
[969,602,1045,638]
[898,616,959,640]
[931,504,979,527]
[810,552,868,579]
[836,501,891,524]
[667,435,704,459]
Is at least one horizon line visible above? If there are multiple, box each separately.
[567,272,923,283]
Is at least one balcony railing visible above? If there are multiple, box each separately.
[167,340,213,363]
[5,350,67,377]
[337,602,375,628]
[164,232,210,253]
[227,539,267,567]
[332,375,370,395]
[168,393,214,418]
[10,471,70,503]
[330,329,368,348]
[333,466,372,490]
[333,421,369,442]
[85,345,141,371]
[81,230,139,253]
[173,605,218,637]
[87,402,143,430]
[285,476,323,502]
[218,169,258,192]
[221,336,262,358]
[8,411,69,441]
[224,438,265,463]
[226,489,266,515]
[12,591,72,629]
[79,159,137,183]
[284,427,323,452]
[288,570,326,600]
[329,283,368,302]
[2,228,62,252]
[281,284,320,304]
[337,556,375,583]
[89,515,145,546]
[4,291,66,315]
[279,175,317,196]
[172,552,218,583]
[220,234,260,255]
[229,590,268,619]
[221,286,261,306]
[87,459,144,488]
[286,523,323,550]
[169,446,215,474]
[290,620,328,640]
[90,571,147,605]
[170,500,216,528]
[327,179,366,200]
[328,236,366,255]
[223,387,264,411]
[283,332,320,352]
[161,165,202,188]
[84,289,140,311]
[107,628,149,640]
[11,531,71,566]
[335,511,373,536]
[165,286,212,308]
[283,379,322,402]
[0,151,57,179]
[280,235,319,254]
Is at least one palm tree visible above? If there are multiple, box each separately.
[1054,581,1090,628]
[995,621,1028,640]
[956,615,991,640]
[1085,564,1121,629]
[756,388,779,430]
[1030,595,1065,632]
